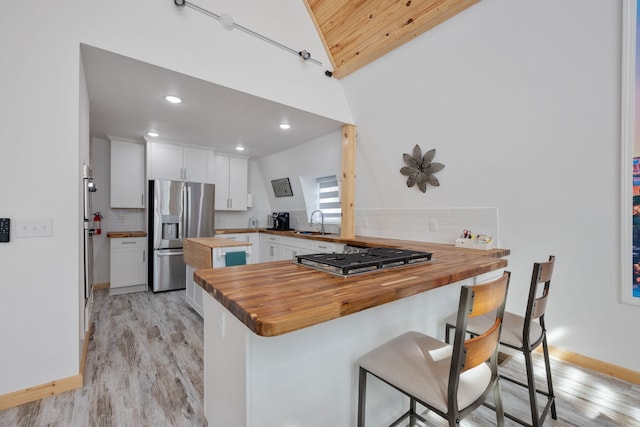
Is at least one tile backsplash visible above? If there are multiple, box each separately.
[107,208,145,232]
[354,208,499,245]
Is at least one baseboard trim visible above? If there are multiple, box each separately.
[0,315,94,411]
[541,345,640,385]
[80,322,92,377]
[92,282,109,291]
[0,374,83,411]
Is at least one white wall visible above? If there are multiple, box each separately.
[339,0,638,371]
[0,0,351,396]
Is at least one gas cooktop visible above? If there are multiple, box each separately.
[296,247,433,277]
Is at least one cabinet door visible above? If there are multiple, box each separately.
[245,233,260,264]
[110,140,145,208]
[214,155,248,211]
[110,238,147,288]
[214,155,230,210]
[148,142,184,180]
[185,147,215,183]
[228,157,248,210]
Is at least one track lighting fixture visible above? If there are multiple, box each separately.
[174,0,322,67]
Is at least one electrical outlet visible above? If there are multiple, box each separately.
[429,219,438,232]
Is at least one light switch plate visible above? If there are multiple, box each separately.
[15,219,53,238]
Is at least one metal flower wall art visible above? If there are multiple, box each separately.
[400,145,445,193]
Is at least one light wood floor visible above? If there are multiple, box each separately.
[1,289,639,426]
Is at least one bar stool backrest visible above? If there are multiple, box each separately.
[448,272,510,411]
[524,255,555,349]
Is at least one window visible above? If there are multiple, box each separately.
[317,175,341,223]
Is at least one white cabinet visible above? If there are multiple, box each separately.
[185,264,203,316]
[282,236,315,260]
[110,139,145,208]
[260,234,284,262]
[147,140,215,183]
[110,238,147,295]
[214,154,248,210]
[186,244,250,317]
[217,233,260,264]
[312,241,344,254]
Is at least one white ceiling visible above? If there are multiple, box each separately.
[81,45,344,159]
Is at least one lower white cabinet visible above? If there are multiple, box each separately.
[312,241,344,254]
[282,236,315,260]
[186,245,251,317]
[110,238,147,295]
[185,264,204,317]
[260,234,284,262]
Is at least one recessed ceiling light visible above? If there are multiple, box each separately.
[235,145,245,151]
[279,123,291,130]
[165,95,182,104]
[147,131,159,137]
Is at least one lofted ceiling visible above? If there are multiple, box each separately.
[305,0,480,79]
[83,1,479,159]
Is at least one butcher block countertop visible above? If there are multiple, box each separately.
[193,236,509,337]
[184,237,252,270]
[107,231,147,238]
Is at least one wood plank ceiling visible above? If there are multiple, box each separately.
[304,0,480,79]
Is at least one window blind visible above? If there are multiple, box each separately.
[317,175,341,221]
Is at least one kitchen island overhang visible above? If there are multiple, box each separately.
[193,245,508,337]
[191,239,509,427]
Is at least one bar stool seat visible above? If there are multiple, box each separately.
[358,331,492,414]
[357,272,511,427]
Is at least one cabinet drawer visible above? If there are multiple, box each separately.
[312,241,344,254]
[262,235,283,244]
[110,238,146,248]
[283,236,314,250]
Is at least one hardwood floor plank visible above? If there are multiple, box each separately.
[1,289,639,426]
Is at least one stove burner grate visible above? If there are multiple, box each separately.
[296,247,433,276]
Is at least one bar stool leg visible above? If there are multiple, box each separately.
[523,349,541,427]
[358,367,367,427]
[542,336,557,419]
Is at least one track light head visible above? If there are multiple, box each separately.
[174,0,186,6]
[299,50,311,61]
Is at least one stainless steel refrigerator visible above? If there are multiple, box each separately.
[148,180,215,292]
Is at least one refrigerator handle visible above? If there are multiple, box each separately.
[183,185,189,238]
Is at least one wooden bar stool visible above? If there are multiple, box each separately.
[357,271,510,426]
[445,256,556,427]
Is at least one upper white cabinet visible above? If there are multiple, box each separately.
[214,154,248,211]
[147,140,215,183]
[110,138,145,208]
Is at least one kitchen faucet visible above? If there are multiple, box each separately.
[310,210,324,234]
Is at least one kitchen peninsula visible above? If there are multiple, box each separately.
[189,234,508,427]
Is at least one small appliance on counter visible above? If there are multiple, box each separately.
[271,212,291,230]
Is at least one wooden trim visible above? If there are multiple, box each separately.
[92,282,109,291]
[0,307,94,411]
[302,0,337,72]
[539,345,640,385]
[80,323,92,377]
[0,375,83,411]
[340,124,357,239]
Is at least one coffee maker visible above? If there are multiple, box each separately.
[271,212,290,230]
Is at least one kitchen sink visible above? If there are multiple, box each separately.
[294,231,333,236]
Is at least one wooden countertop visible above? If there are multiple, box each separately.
[217,228,509,258]
[107,231,147,238]
[184,237,252,270]
[193,240,509,337]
